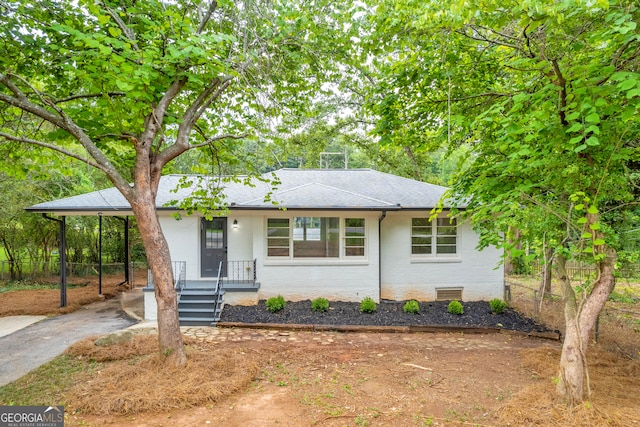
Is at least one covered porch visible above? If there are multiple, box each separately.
[144,259,260,325]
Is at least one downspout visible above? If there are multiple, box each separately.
[378,210,387,301]
[98,212,103,295]
[42,214,67,307]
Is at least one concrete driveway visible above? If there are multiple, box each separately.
[0,297,138,387]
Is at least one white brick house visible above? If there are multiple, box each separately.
[28,168,504,322]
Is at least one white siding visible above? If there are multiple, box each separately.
[159,215,199,280]
[156,209,503,306]
[227,213,255,262]
[380,211,503,301]
[159,213,255,281]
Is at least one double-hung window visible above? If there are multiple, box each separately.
[344,218,366,256]
[267,217,365,258]
[267,218,290,256]
[411,217,457,256]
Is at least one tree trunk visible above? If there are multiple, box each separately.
[131,194,187,367]
[556,249,616,404]
[540,246,554,296]
[504,227,521,275]
[556,254,583,404]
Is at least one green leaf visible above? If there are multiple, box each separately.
[566,123,582,133]
[565,111,580,121]
[586,136,599,146]
[115,80,134,91]
[569,135,584,145]
[581,232,593,239]
[594,98,606,107]
[585,113,600,124]
[593,238,606,246]
[584,125,600,135]
[574,144,587,153]
[587,205,599,214]
[626,88,640,99]
[108,27,121,37]
[618,79,637,91]
[611,71,634,81]
[618,21,637,34]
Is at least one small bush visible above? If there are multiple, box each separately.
[489,298,507,314]
[311,297,329,312]
[360,296,377,313]
[266,295,286,313]
[403,300,420,314]
[447,300,464,315]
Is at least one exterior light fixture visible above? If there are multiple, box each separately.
[233,219,238,229]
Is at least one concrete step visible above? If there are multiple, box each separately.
[179,317,218,326]
[179,307,222,315]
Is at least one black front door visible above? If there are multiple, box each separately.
[201,218,227,277]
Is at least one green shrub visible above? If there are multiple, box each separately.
[266,295,286,313]
[311,297,330,312]
[360,296,377,313]
[489,298,507,314]
[447,300,464,315]
[403,300,420,314]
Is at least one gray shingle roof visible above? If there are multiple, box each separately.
[26,168,459,214]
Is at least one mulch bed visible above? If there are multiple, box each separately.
[220,300,559,337]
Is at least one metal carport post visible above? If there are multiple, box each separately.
[42,214,67,307]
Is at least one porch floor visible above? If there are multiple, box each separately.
[184,280,260,292]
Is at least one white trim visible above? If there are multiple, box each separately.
[264,213,370,262]
[410,215,460,259]
[410,257,462,263]
[264,259,370,266]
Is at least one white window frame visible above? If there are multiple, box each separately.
[411,217,458,258]
[266,216,367,260]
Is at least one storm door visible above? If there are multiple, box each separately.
[201,218,227,277]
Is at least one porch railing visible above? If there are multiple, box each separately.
[224,259,257,284]
[146,260,187,291]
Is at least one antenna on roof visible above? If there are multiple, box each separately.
[319,150,348,169]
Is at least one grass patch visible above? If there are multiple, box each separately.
[0,280,91,294]
[0,280,60,293]
[609,291,635,304]
[0,355,99,406]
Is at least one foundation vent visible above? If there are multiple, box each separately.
[435,287,463,301]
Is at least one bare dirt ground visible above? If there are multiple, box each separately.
[2,275,640,426]
[66,332,562,427]
[0,275,131,316]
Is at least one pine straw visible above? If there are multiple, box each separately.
[498,346,640,426]
[64,335,261,415]
[65,334,199,362]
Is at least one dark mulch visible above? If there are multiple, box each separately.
[220,300,554,333]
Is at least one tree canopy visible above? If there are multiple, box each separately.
[367,0,639,403]
[0,0,368,366]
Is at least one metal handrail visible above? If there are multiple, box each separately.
[212,261,225,323]
[215,261,224,292]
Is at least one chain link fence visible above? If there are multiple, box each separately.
[506,279,640,359]
[0,260,149,288]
